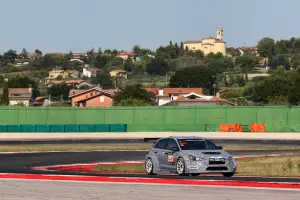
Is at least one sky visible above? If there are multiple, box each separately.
[0,0,299,54]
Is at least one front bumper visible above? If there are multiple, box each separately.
[185,159,237,174]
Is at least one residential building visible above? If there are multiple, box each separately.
[65,80,86,88]
[46,80,65,87]
[184,26,226,55]
[66,70,81,78]
[162,93,234,107]
[147,88,203,106]
[32,96,59,107]
[109,69,127,79]
[238,46,259,56]
[69,87,117,107]
[72,53,88,59]
[83,67,101,78]
[46,70,69,82]
[0,87,33,106]
[117,52,136,61]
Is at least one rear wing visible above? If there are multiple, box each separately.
[143,138,161,143]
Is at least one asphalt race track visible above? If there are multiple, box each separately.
[0,141,299,200]
[0,179,299,200]
[0,149,300,183]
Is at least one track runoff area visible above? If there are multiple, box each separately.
[0,134,299,200]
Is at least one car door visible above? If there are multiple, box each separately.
[160,139,179,170]
[155,139,170,170]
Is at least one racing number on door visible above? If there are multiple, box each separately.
[168,154,174,163]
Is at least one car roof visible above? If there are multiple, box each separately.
[165,136,206,140]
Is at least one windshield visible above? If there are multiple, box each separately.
[177,139,219,150]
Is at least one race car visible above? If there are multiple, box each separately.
[144,136,237,177]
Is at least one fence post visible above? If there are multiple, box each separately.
[74,107,77,124]
[287,106,290,131]
[194,107,196,124]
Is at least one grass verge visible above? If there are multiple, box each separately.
[0,144,300,152]
[93,155,300,177]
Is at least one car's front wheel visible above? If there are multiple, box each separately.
[222,172,235,177]
[145,158,157,175]
[176,157,187,176]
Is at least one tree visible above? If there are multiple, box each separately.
[169,65,217,95]
[119,99,153,106]
[47,83,71,100]
[244,75,294,104]
[133,45,141,56]
[179,42,184,57]
[43,54,57,68]
[146,57,169,75]
[20,48,28,59]
[287,76,300,105]
[35,49,43,56]
[124,57,133,72]
[56,75,63,80]
[235,52,258,73]
[257,37,275,58]
[90,72,114,89]
[293,39,300,53]
[291,54,300,68]
[3,49,18,64]
[113,84,156,106]
[0,80,9,105]
[7,76,37,88]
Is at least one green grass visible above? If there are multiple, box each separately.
[94,155,300,177]
[0,144,300,152]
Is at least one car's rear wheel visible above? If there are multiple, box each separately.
[176,157,187,176]
[145,158,157,175]
[222,172,235,177]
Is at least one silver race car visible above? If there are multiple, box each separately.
[144,136,237,177]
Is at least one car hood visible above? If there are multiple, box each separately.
[182,150,231,159]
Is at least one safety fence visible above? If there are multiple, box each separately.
[0,106,299,132]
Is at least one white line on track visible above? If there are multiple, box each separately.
[0,178,299,191]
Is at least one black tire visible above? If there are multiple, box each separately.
[145,158,157,175]
[222,172,235,177]
[191,173,201,176]
[176,157,188,176]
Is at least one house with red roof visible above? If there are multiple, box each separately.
[145,88,233,106]
[117,52,137,61]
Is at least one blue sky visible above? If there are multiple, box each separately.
[0,0,298,53]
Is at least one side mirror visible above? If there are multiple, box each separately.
[217,146,223,150]
[170,147,178,152]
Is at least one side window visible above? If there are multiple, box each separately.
[154,139,169,149]
[167,139,179,150]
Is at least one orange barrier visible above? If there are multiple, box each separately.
[219,124,242,132]
[250,124,265,132]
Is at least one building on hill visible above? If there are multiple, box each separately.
[45,69,69,83]
[83,67,101,78]
[184,26,226,55]
[117,52,136,62]
[145,87,233,106]
[0,87,33,106]
[69,87,117,107]
[162,93,234,107]
[109,69,127,79]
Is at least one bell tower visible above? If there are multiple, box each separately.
[217,26,223,40]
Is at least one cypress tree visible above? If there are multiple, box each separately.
[0,82,9,105]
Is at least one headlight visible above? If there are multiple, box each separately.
[229,156,236,164]
[189,155,203,161]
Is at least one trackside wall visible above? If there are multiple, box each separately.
[0,106,299,132]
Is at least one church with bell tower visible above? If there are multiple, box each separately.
[183,26,226,55]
